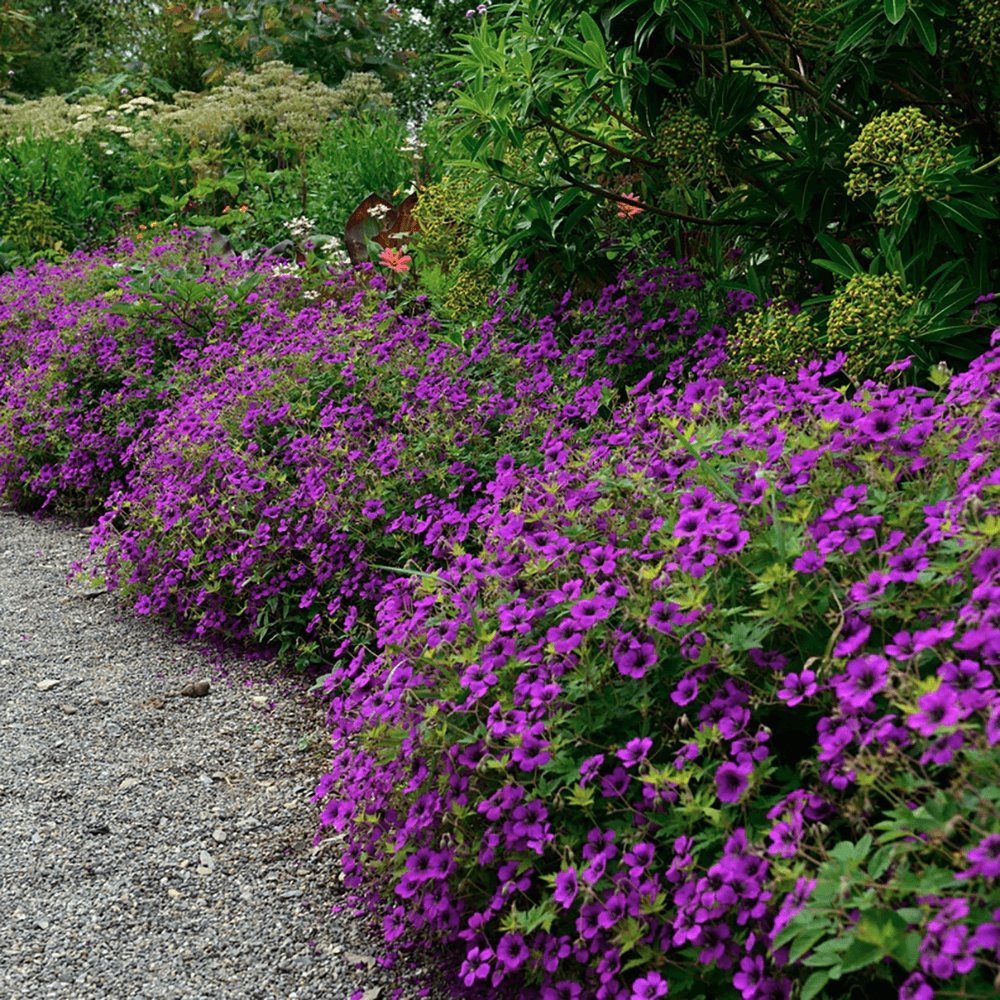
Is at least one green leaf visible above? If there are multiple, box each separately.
[891,931,923,971]
[801,971,830,1000]
[838,937,884,974]
[867,844,895,879]
[579,11,603,48]
[910,9,937,53]
[884,0,907,25]
[931,197,992,233]
[814,234,862,278]
[789,925,834,964]
[855,909,907,951]
[836,8,883,51]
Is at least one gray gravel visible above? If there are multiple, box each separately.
[0,509,444,1000]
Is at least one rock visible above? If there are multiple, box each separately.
[198,850,215,870]
[36,679,60,691]
[179,680,210,698]
[346,952,377,970]
[211,828,226,844]
[118,777,140,792]
[59,704,78,715]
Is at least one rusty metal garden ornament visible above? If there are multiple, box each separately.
[344,192,420,266]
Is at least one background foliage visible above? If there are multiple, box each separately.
[445,0,1000,373]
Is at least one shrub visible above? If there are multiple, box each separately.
[90,262,666,664]
[3,230,997,999]
[315,342,1000,998]
[0,132,126,263]
[0,231,323,513]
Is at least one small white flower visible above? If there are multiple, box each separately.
[284,215,316,239]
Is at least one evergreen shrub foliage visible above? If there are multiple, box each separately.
[445,0,1000,372]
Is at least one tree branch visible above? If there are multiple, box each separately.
[533,110,659,168]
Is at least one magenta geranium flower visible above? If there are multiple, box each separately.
[907,685,962,736]
[715,761,750,804]
[553,868,578,908]
[956,833,1000,880]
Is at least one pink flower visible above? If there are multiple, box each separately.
[378,247,412,272]
[616,193,644,218]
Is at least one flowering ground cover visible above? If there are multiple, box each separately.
[0,233,998,999]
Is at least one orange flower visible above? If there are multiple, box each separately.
[239,204,249,213]
[379,247,412,273]
[616,194,644,218]
[222,205,231,214]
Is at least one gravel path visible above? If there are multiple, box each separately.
[0,508,440,1000]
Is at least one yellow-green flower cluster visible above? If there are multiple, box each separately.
[728,304,822,375]
[442,266,496,325]
[728,274,925,381]
[326,72,395,119]
[845,107,957,225]
[650,107,721,187]
[826,272,924,378]
[959,0,1000,63]
[789,0,842,46]
[412,173,482,265]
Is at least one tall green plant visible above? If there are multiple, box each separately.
[445,0,1000,369]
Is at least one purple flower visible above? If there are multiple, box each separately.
[956,833,1000,880]
[614,633,658,679]
[579,753,605,785]
[569,594,616,627]
[888,543,930,583]
[906,685,961,737]
[859,405,902,440]
[793,550,824,573]
[546,618,583,653]
[899,972,934,1000]
[830,654,889,711]
[630,970,669,999]
[832,615,872,658]
[600,765,631,798]
[360,498,384,519]
[715,762,750,804]
[848,571,889,603]
[776,669,817,707]
[670,674,699,705]
[732,954,765,998]
[496,932,529,971]
[459,945,493,986]
[553,869,579,910]
[616,736,653,767]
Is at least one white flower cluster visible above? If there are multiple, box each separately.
[318,236,350,268]
[285,216,316,239]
